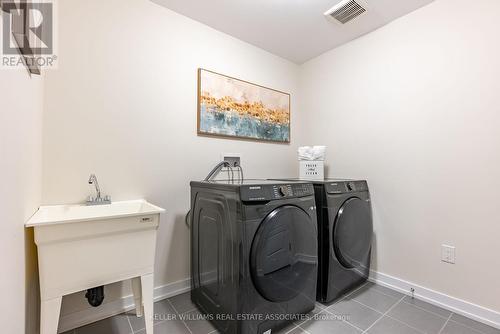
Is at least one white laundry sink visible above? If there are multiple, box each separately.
[26,199,165,334]
[27,199,164,226]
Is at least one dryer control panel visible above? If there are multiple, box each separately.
[325,180,368,194]
[241,183,314,202]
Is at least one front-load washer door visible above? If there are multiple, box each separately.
[332,198,373,269]
[250,205,317,302]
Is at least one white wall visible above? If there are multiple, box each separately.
[42,0,303,321]
[41,0,500,327]
[301,0,500,313]
[0,47,44,334]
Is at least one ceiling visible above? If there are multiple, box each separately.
[151,0,435,64]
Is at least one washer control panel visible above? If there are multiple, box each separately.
[275,184,293,197]
[241,183,314,202]
[325,180,368,194]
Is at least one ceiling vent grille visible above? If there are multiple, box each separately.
[324,0,367,24]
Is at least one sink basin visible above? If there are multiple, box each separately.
[26,199,165,334]
[26,199,165,226]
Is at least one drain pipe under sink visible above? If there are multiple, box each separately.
[85,286,105,307]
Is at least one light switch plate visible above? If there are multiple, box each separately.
[441,244,456,264]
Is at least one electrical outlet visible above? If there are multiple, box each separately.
[441,244,456,264]
[222,153,241,167]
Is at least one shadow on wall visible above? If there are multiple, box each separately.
[370,232,378,272]
[324,164,331,177]
[161,213,192,283]
[25,228,40,334]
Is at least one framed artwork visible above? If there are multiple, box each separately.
[197,69,290,143]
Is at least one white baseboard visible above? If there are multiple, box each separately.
[58,278,191,333]
[369,270,500,330]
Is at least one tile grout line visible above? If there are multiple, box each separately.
[125,313,135,334]
[362,295,406,333]
[166,298,193,334]
[366,285,461,329]
[447,319,494,334]
[403,302,491,333]
[141,298,192,329]
[370,282,453,320]
[340,281,371,301]
[321,282,397,333]
[350,298,387,315]
[182,307,198,314]
[173,293,307,334]
[130,296,199,334]
[344,282,426,332]
[401,297,452,321]
[383,314,426,334]
[321,280,370,307]
[348,297,431,334]
[169,293,197,315]
[377,289,495,334]
[368,285,407,301]
[366,283,448,318]
[297,282,370,332]
[125,312,134,334]
[316,282,373,332]
[316,281,382,333]
[367,288,469,329]
[294,323,312,334]
[345,288,427,333]
[361,296,405,334]
[437,313,453,334]
[350,291,442,334]
[322,307,366,332]
[283,324,300,334]
[389,295,485,333]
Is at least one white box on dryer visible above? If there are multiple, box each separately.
[299,160,324,180]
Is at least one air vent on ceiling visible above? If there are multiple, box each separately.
[324,0,367,24]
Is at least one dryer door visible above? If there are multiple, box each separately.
[250,205,317,302]
[333,197,373,269]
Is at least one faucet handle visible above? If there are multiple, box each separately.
[87,196,94,202]
[104,195,111,202]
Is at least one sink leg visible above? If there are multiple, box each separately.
[141,274,154,334]
[40,296,62,334]
[131,277,143,317]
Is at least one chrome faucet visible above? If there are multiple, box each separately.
[87,174,111,205]
[88,174,101,199]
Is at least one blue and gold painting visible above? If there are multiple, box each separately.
[198,69,290,143]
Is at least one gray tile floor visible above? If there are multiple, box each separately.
[63,282,500,334]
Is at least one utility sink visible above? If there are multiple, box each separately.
[27,199,165,226]
[26,199,165,334]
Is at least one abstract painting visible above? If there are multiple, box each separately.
[197,69,290,143]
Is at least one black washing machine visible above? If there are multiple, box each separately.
[272,179,373,304]
[190,180,318,334]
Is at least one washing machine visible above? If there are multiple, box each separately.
[272,179,373,304]
[190,180,318,334]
